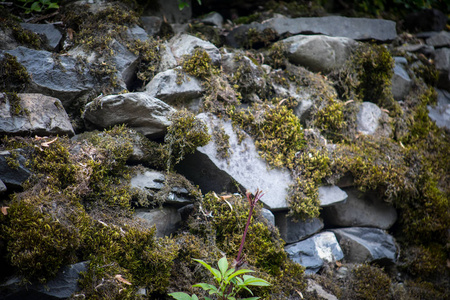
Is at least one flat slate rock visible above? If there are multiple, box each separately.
[285,231,344,274]
[330,227,397,264]
[20,23,62,50]
[83,92,175,139]
[428,89,450,130]
[175,113,293,210]
[275,213,324,244]
[0,47,94,107]
[134,207,181,237]
[318,185,348,207]
[0,93,74,137]
[0,150,31,190]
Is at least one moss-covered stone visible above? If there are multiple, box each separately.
[0,53,30,93]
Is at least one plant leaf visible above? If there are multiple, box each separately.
[227,268,255,281]
[243,275,271,286]
[241,297,260,300]
[193,259,222,281]
[218,256,228,277]
[192,283,217,293]
[168,292,195,300]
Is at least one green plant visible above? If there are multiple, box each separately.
[169,190,271,300]
[178,0,201,10]
[14,0,59,14]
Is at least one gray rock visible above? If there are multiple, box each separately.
[0,261,88,299]
[69,40,138,90]
[435,48,450,91]
[226,16,397,47]
[428,89,450,130]
[322,188,397,230]
[201,12,224,28]
[306,279,339,300]
[168,33,221,65]
[126,25,150,42]
[0,28,19,50]
[145,67,204,105]
[330,227,397,264]
[426,31,450,48]
[158,41,178,72]
[392,57,412,100]
[356,102,382,135]
[318,185,348,207]
[282,35,357,73]
[83,92,175,139]
[0,179,6,193]
[0,93,74,136]
[396,43,435,57]
[0,150,31,190]
[134,207,181,237]
[0,47,94,107]
[175,113,293,210]
[140,16,163,37]
[130,169,192,205]
[261,208,275,226]
[20,23,62,50]
[275,212,324,244]
[285,231,344,274]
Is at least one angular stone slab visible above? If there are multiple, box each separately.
[426,31,450,48]
[175,113,293,210]
[330,227,397,264]
[130,169,192,206]
[83,92,175,139]
[145,67,204,105]
[392,57,412,101]
[168,33,221,65]
[435,48,450,92]
[0,47,94,107]
[275,212,324,244]
[134,207,181,237]
[428,89,450,130]
[0,179,6,193]
[285,231,344,274]
[318,185,348,207]
[322,188,397,230]
[282,35,357,73]
[20,23,62,50]
[0,150,32,190]
[1,261,88,299]
[0,93,74,137]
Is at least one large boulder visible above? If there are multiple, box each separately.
[0,93,74,137]
[175,113,293,210]
[275,213,324,244]
[330,227,398,264]
[282,35,357,73]
[428,89,450,130]
[145,67,204,105]
[0,47,94,108]
[83,92,175,139]
[285,231,344,274]
[322,188,397,230]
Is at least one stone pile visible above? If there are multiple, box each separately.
[0,1,448,298]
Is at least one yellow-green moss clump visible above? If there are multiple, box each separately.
[164,109,211,170]
[182,48,215,80]
[0,53,30,93]
[345,265,392,300]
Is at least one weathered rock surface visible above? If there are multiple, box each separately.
[426,31,450,48]
[83,92,175,139]
[282,35,357,73]
[392,57,412,101]
[20,23,62,50]
[261,208,276,226]
[200,12,224,28]
[226,16,397,47]
[168,33,221,65]
[356,102,382,135]
[0,93,74,136]
[145,67,204,105]
[0,150,31,190]
[285,231,344,274]
[175,113,293,210]
[0,47,94,107]
[318,185,348,207]
[0,179,6,193]
[322,188,397,229]
[275,213,324,244]
[428,89,450,130]
[306,279,339,300]
[130,169,193,206]
[140,16,163,37]
[0,261,88,299]
[134,207,181,237]
[435,48,450,91]
[330,227,397,264]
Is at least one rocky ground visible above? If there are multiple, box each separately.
[0,0,449,299]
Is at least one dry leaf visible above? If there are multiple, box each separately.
[41,137,58,147]
[1,206,9,216]
[335,261,342,267]
[115,274,132,285]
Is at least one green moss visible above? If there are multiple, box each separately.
[128,38,163,86]
[412,57,439,87]
[0,10,42,49]
[230,104,305,169]
[211,123,230,160]
[241,28,277,49]
[0,53,30,93]
[182,48,215,80]
[267,42,288,69]
[348,264,392,300]
[314,99,345,140]
[164,109,211,171]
